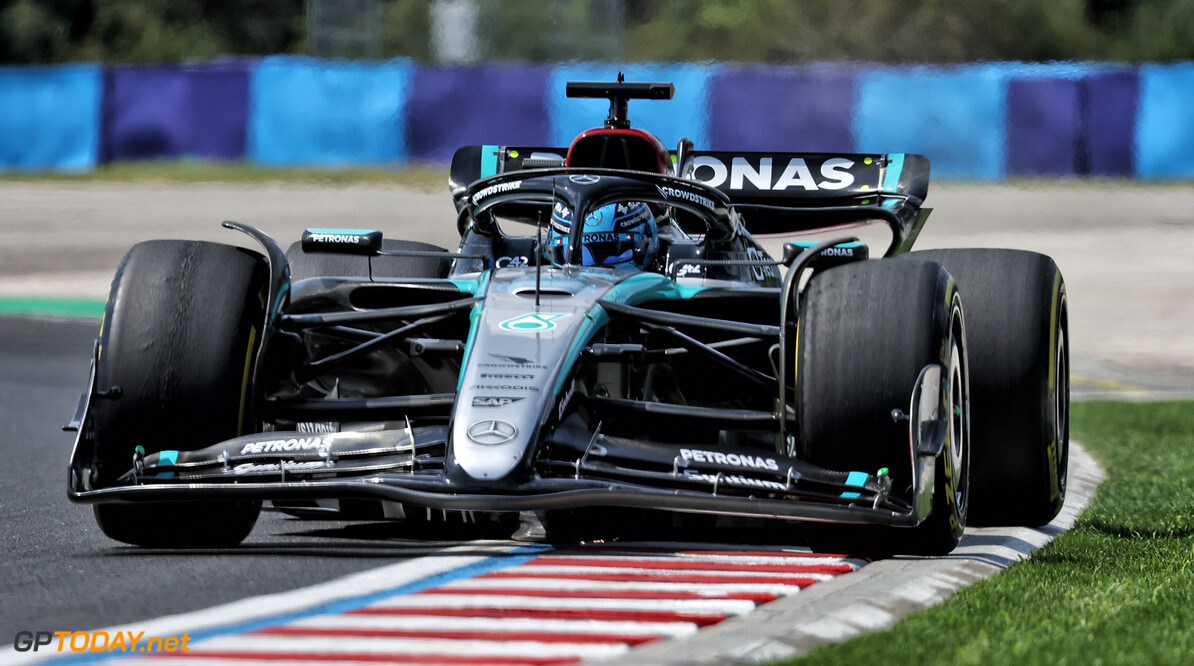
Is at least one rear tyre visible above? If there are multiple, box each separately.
[91,240,266,548]
[287,239,450,281]
[798,259,970,557]
[906,249,1068,527]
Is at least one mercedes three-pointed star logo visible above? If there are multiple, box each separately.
[466,419,518,445]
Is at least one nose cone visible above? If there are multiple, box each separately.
[447,268,617,484]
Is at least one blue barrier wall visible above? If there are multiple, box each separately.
[3,59,1193,180]
[103,63,250,162]
[407,63,551,163]
[708,64,857,152]
[855,64,1006,180]
[1082,71,1137,178]
[1007,77,1082,176]
[249,56,415,166]
[1136,63,1194,179]
[0,64,101,170]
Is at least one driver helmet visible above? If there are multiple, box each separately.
[547,201,658,269]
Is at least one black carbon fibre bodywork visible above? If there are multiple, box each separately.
[66,79,971,540]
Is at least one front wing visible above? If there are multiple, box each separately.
[67,366,947,529]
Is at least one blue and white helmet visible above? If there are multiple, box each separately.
[547,201,658,269]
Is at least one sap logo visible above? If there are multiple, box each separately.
[472,396,524,407]
[693,156,855,191]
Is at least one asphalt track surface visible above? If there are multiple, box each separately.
[0,180,1183,661]
[0,318,535,636]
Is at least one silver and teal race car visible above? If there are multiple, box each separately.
[66,79,1069,557]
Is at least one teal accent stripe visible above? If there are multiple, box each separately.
[306,228,378,235]
[883,153,905,193]
[155,450,179,478]
[553,306,610,394]
[450,269,490,295]
[457,303,483,391]
[456,272,490,391]
[790,241,865,249]
[675,284,711,300]
[480,145,500,178]
[0,298,104,319]
[840,470,868,499]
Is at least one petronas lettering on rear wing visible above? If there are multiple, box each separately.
[450,145,931,256]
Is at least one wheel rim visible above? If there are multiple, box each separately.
[1053,314,1069,497]
[947,336,969,517]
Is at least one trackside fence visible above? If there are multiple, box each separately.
[2,58,1192,180]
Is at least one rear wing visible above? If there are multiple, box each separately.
[450,146,931,256]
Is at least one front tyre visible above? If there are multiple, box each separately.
[798,259,970,557]
[907,249,1068,527]
[91,240,266,548]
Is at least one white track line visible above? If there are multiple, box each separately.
[439,577,806,596]
[364,594,758,616]
[285,613,701,638]
[493,564,839,581]
[534,552,860,566]
[191,634,631,660]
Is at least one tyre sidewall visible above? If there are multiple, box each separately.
[798,259,968,556]
[906,249,1068,527]
[90,240,266,548]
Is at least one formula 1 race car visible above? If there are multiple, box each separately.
[66,78,1069,557]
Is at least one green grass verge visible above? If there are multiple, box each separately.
[0,298,105,319]
[0,159,449,189]
[781,400,1194,666]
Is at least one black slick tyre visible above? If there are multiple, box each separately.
[91,240,266,548]
[906,249,1068,527]
[798,259,970,557]
[287,239,450,281]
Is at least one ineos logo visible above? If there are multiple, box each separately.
[569,175,601,184]
[467,420,517,445]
